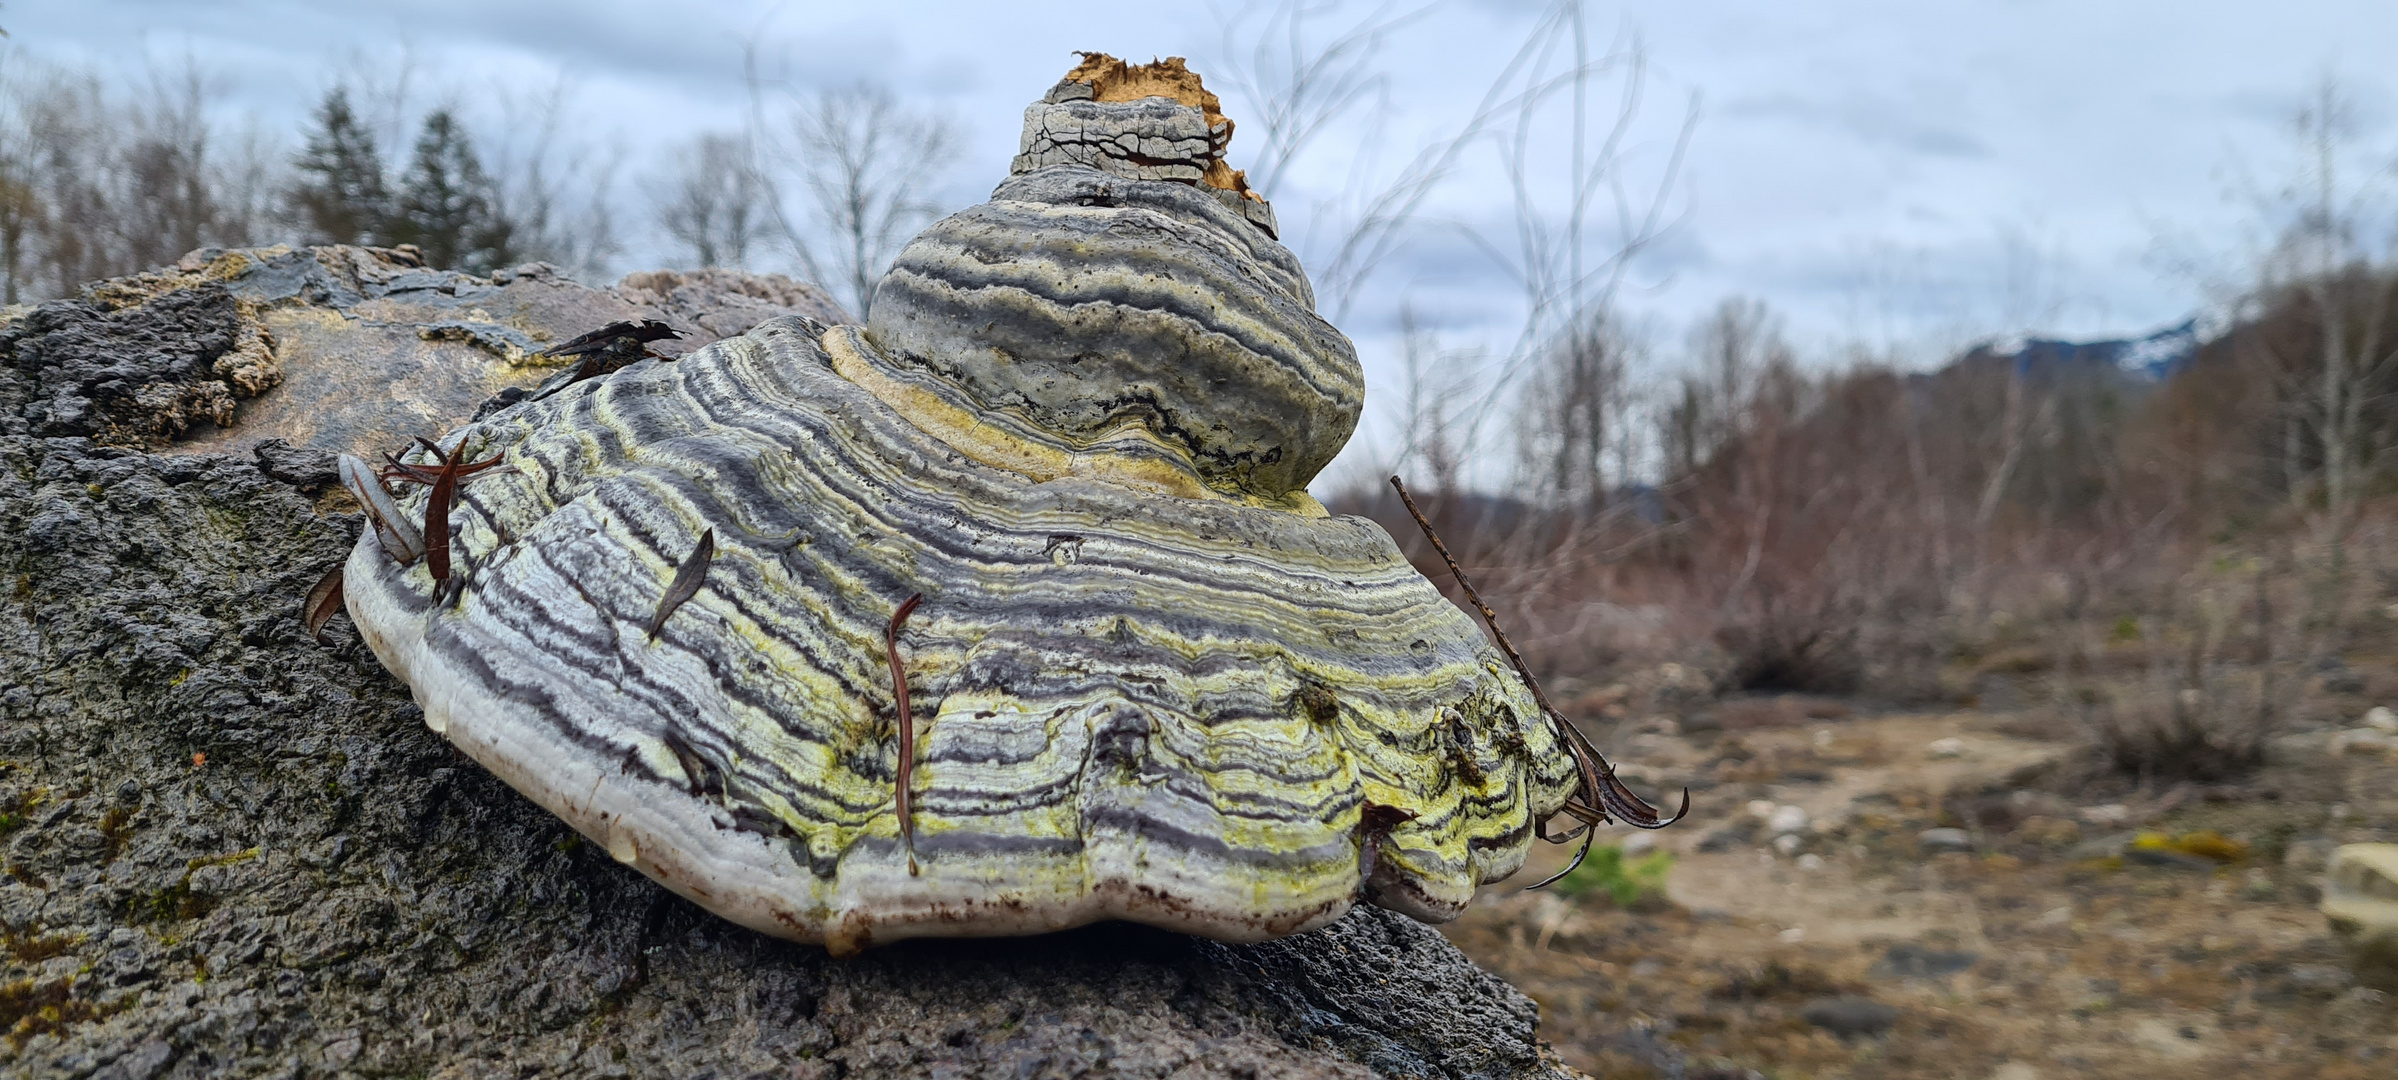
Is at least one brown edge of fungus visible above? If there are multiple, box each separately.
[1063,52,1261,200]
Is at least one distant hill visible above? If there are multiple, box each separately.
[1959,317,2202,382]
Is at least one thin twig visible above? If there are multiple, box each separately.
[1388,475,1687,892]
[1390,475,1560,719]
[887,593,925,876]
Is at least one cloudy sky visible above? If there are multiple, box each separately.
[15,1,2398,476]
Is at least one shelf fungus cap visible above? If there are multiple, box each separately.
[868,52,1354,504]
[342,55,1576,954]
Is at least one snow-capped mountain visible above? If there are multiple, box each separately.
[1971,317,2201,382]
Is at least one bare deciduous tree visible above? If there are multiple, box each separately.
[2266,75,2398,537]
[649,132,770,270]
[485,78,623,279]
[745,55,957,318]
[1516,312,1634,515]
[0,53,293,301]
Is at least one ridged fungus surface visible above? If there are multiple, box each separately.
[343,55,1581,954]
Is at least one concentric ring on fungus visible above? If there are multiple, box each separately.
[341,53,1669,955]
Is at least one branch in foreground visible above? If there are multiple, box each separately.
[1388,474,1688,890]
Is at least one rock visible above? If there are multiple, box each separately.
[1799,996,1898,1038]
[1926,737,1966,759]
[64,245,849,463]
[2330,728,2398,757]
[1796,853,1826,871]
[0,260,1576,1077]
[2365,706,2398,734]
[2078,803,2131,826]
[247,436,338,491]
[1697,823,1755,853]
[1768,805,1809,835]
[1871,943,1979,980]
[1773,834,1804,856]
[2322,843,2398,991]
[1919,827,1974,852]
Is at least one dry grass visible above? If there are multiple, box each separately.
[1448,705,2398,1079]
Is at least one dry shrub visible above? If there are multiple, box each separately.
[2050,545,2335,783]
[2077,680,2272,783]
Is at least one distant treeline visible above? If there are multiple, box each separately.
[1330,77,2398,785]
[0,55,957,317]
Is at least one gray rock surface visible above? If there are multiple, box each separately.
[37,245,849,465]
[0,260,1577,1078]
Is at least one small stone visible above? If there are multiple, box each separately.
[1926,737,1966,759]
[2366,706,2398,734]
[2331,729,2398,756]
[1747,799,1778,821]
[1768,805,1809,835]
[2323,843,2398,990]
[1800,995,1897,1038]
[1919,828,1973,852]
[2080,803,2131,826]
[1778,927,1807,943]
[1873,942,1979,979]
[1697,827,1749,853]
[1797,853,1826,871]
[1773,834,1803,856]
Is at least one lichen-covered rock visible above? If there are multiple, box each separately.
[341,56,1581,953]
[3,282,272,446]
[33,244,847,464]
[0,266,1581,1076]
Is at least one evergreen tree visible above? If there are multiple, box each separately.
[289,88,391,246]
[390,109,514,272]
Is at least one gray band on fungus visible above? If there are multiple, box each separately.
[866,165,1357,501]
[343,55,1576,954]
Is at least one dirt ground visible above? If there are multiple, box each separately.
[1444,704,2398,1080]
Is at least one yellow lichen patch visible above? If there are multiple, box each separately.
[1062,53,1258,199]
[2131,830,2247,863]
[829,327,1324,516]
[826,326,1210,501]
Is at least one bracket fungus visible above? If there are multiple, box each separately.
[342,54,1669,955]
